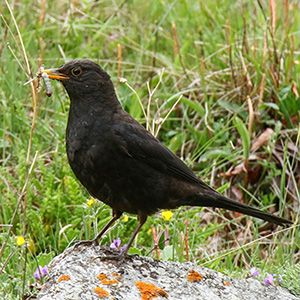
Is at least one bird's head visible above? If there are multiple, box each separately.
[42,59,116,102]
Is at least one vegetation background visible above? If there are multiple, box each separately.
[0,0,299,298]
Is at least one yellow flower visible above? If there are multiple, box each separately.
[123,215,129,222]
[161,211,173,221]
[147,228,152,235]
[17,236,25,246]
[87,198,95,207]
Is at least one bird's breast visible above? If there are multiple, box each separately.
[66,111,111,182]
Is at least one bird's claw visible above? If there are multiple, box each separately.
[97,250,128,266]
[71,238,99,249]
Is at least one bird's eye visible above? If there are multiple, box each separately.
[71,67,82,76]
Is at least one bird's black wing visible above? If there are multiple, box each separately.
[111,120,293,226]
[112,120,213,189]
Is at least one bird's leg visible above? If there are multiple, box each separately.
[92,210,122,245]
[120,212,147,257]
[72,210,122,248]
[99,212,148,264]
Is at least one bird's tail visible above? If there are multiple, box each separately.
[189,193,292,226]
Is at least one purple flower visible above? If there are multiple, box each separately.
[110,238,121,249]
[110,238,127,252]
[246,267,259,279]
[264,273,283,286]
[264,274,274,285]
[250,267,259,277]
[120,244,127,251]
[34,265,48,281]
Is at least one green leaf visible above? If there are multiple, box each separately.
[218,99,241,112]
[216,182,231,194]
[128,247,142,255]
[198,149,231,162]
[167,133,183,153]
[161,245,174,261]
[259,102,280,110]
[129,94,143,119]
[181,97,205,117]
[233,117,250,160]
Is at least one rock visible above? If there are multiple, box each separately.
[37,245,298,300]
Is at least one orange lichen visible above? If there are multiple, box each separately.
[58,275,70,283]
[135,281,168,300]
[187,270,203,282]
[112,272,121,279]
[97,273,118,285]
[224,281,230,286]
[94,286,109,298]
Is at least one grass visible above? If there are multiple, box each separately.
[0,0,299,298]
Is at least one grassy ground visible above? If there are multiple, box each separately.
[0,0,299,298]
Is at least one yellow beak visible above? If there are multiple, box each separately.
[42,68,69,80]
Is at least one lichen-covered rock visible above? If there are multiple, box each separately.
[37,245,298,300]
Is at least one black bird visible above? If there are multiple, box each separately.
[42,59,292,260]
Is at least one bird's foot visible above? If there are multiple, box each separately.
[71,237,99,249]
[98,249,128,266]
